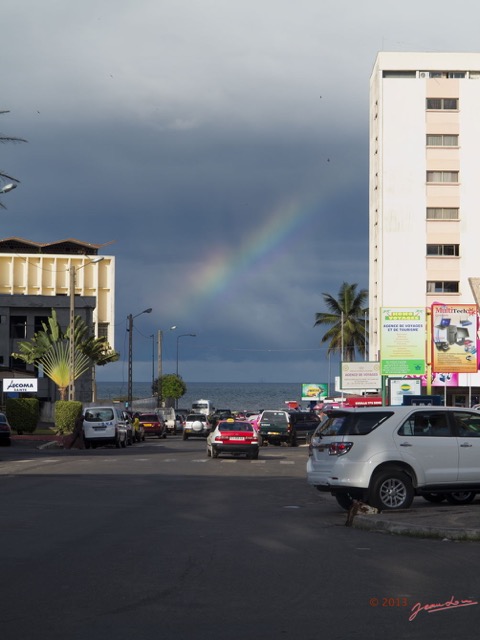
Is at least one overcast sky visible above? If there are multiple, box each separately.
[2,0,479,384]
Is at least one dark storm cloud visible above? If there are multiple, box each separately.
[3,0,478,382]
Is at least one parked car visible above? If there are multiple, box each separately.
[139,412,166,439]
[207,419,259,459]
[307,406,480,511]
[82,405,129,449]
[174,414,185,433]
[0,412,12,446]
[157,407,177,434]
[258,410,320,446]
[183,413,210,440]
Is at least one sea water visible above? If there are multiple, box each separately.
[96,381,308,412]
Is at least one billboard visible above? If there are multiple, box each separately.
[388,377,422,406]
[341,362,381,390]
[301,383,328,401]
[431,303,478,373]
[380,308,426,375]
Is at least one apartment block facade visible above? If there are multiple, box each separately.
[369,52,480,404]
[0,238,115,404]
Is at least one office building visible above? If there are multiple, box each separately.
[369,52,480,405]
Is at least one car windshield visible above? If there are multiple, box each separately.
[318,411,392,436]
[84,409,114,422]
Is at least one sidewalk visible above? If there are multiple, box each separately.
[352,503,480,541]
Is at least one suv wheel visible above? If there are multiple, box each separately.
[445,491,476,505]
[369,469,414,511]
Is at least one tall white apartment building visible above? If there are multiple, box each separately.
[369,53,480,402]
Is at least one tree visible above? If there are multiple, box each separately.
[11,309,119,400]
[314,282,368,361]
[0,110,27,208]
[152,374,186,406]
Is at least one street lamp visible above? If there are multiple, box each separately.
[0,183,18,194]
[157,325,176,407]
[127,307,153,410]
[68,257,104,401]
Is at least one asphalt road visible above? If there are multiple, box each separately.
[1,437,479,640]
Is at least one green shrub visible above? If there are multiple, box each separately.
[6,397,40,434]
[54,400,83,435]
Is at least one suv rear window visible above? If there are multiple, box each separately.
[85,408,115,422]
[318,411,393,436]
[260,411,287,427]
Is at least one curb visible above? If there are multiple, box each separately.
[352,514,480,541]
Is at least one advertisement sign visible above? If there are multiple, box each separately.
[301,383,328,401]
[431,303,478,373]
[341,362,381,390]
[381,308,426,375]
[2,378,38,393]
[389,378,422,406]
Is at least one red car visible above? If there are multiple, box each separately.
[207,419,260,459]
[138,412,166,439]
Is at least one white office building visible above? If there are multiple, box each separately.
[369,52,480,404]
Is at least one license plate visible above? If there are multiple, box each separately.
[230,436,245,441]
[268,431,280,435]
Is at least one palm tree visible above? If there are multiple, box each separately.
[12,310,119,400]
[0,110,27,208]
[314,282,368,361]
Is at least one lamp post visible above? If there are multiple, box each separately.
[175,333,196,410]
[68,256,104,401]
[157,325,176,407]
[127,307,153,410]
[150,334,155,395]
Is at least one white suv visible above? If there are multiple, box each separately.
[307,406,480,511]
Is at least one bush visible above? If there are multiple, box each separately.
[6,397,40,434]
[54,400,83,435]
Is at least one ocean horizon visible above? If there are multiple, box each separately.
[96,381,314,412]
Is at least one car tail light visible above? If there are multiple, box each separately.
[328,442,353,456]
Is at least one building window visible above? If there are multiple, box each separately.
[427,244,459,256]
[426,171,459,183]
[382,70,416,78]
[34,316,49,333]
[98,323,109,339]
[426,134,459,146]
[10,316,27,339]
[426,98,458,110]
[427,281,459,293]
[426,207,459,220]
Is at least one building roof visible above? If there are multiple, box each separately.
[0,237,115,255]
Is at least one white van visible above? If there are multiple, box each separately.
[82,405,129,449]
[191,399,215,417]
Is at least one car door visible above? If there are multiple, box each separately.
[452,410,480,482]
[393,410,459,484]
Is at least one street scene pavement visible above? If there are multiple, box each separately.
[5,434,480,541]
[1,436,480,640]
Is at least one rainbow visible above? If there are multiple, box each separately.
[174,195,318,319]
